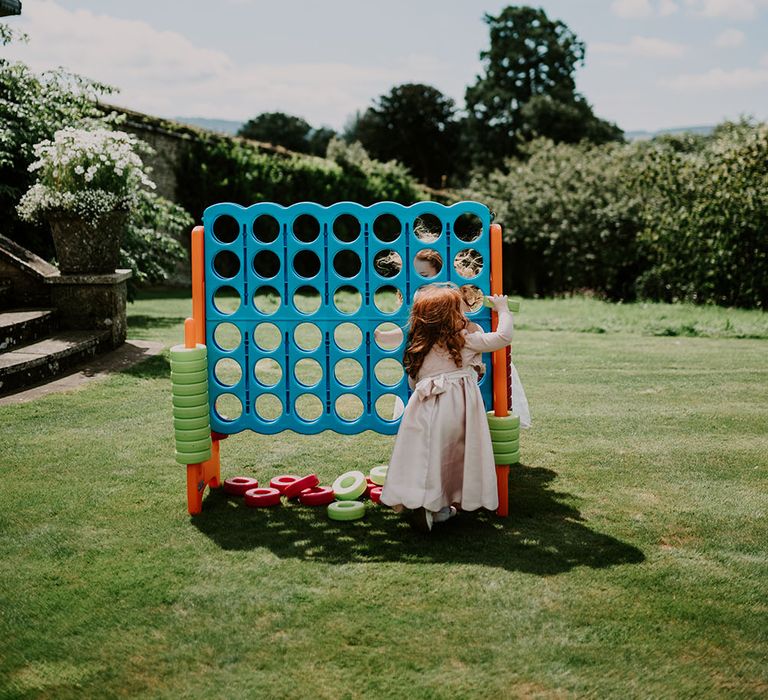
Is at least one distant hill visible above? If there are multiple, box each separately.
[173,117,243,136]
[625,125,715,141]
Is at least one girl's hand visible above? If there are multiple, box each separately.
[489,294,509,312]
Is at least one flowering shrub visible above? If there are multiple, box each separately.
[17,126,155,223]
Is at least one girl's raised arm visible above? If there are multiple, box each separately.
[463,308,513,353]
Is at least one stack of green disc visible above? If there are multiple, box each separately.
[170,344,212,464]
[487,411,520,465]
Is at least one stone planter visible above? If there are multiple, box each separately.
[48,211,127,274]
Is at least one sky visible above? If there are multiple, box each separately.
[3,0,768,133]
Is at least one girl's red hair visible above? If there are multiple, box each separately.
[403,285,466,380]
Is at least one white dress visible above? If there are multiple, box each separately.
[380,312,514,513]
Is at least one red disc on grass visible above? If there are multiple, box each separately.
[369,486,383,504]
[270,474,301,493]
[298,486,335,506]
[244,487,281,507]
[283,474,319,499]
[223,476,259,496]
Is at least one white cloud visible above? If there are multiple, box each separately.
[4,1,444,129]
[611,0,679,17]
[593,36,687,58]
[684,0,768,20]
[714,29,746,48]
[662,67,768,89]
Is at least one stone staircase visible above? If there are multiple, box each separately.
[0,234,128,397]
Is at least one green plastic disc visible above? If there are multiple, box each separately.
[170,344,207,362]
[489,427,519,442]
[482,297,521,313]
[493,450,520,465]
[175,448,211,465]
[332,470,367,500]
[327,500,365,521]
[171,369,208,385]
[492,438,520,453]
[173,380,208,397]
[369,465,388,486]
[175,436,212,453]
[172,403,210,419]
[486,412,521,430]
[173,415,210,430]
[174,426,211,442]
[172,392,209,409]
[170,358,207,374]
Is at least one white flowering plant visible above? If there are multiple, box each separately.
[17,126,156,223]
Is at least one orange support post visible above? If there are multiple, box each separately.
[490,222,510,517]
[191,225,206,346]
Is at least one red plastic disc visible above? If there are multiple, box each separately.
[244,487,281,507]
[369,486,383,504]
[223,476,259,496]
[283,474,320,499]
[269,475,301,493]
[298,486,335,506]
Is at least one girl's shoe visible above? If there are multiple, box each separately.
[409,507,433,533]
[433,506,458,523]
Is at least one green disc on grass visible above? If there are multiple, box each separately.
[173,415,210,430]
[170,358,207,374]
[174,426,211,442]
[327,500,365,521]
[492,438,520,453]
[172,403,210,419]
[175,448,212,465]
[489,427,519,442]
[173,380,208,397]
[174,436,212,453]
[493,450,520,465]
[170,344,207,362]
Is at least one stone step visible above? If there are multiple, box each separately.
[0,330,111,396]
[0,278,11,309]
[0,309,56,352]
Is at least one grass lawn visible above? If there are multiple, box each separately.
[1,292,766,698]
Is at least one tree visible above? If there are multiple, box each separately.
[238,112,311,152]
[465,5,620,164]
[346,84,460,188]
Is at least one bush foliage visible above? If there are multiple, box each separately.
[470,121,768,309]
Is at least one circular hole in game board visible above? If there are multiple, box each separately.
[373,249,402,278]
[335,394,364,422]
[253,285,280,315]
[213,215,240,244]
[413,213,442,242]
[459,284,484,313]
[334,358,363,387]
[255,393,283,421]
[333,322,362,352]
[214,358,243,387]
[214,322,241,351]
[453,213,482,243]
[373,322,403,350]
[373,213,401,243]
[213,286,241,315]
[294,323,322,351]
[254,357,282,387]
[413,248,443,278]
[293,249,321,279]
[215,393,243,422]
[375,393,400,421]
[374,285,403,314]
[333,285,362,314]
[252,214,280,243]
[332,214,361,243]
[292,214,320,243]
[294,358,323,387]
[254,322,281,351]
[213,250,241,279]
[295,393,323,422]
[293,285,321,315]
[454,249,483,279]
[253,250,280,279]
[374,358,404,387]
[333,250,361,278]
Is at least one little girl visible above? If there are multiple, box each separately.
[378,285,514,532]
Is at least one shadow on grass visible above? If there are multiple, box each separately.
[127,315,184,330]
[123,353,170,379]
[192,464,645,574]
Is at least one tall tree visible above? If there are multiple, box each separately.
[347,83,460,188]
[238,112,313,153]
[465,6,619,164]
